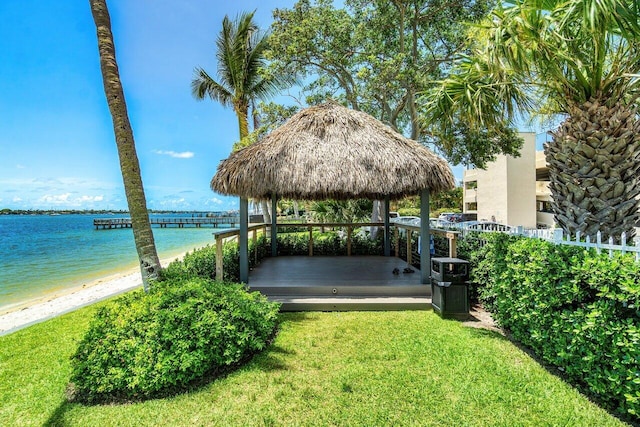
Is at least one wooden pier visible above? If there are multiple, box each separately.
[93,217,239,230]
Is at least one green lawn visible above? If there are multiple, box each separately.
[0,307,629,426]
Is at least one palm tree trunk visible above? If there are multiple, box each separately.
[260,200,271,224]
[370,200,382,240]
[90,0,161,291]
[546,99,640,242]
[236,103,250,142]
[293,200,300,218]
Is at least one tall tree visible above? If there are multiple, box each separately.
[89,0,160,291]
[423,0,640,240]
[268,0,505,236]
[267,0,515,166]
[192,11,289,223]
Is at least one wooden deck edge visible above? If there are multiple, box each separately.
[272,297,432,312]
[251,285,431,297]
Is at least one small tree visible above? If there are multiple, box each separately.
[192,11,291,223]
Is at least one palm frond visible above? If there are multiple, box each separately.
[191,67,233,106]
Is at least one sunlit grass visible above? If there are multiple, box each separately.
[0,309,628,426]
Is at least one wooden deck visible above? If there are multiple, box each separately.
[248,256,432,311]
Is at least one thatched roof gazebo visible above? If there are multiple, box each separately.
[211,102,455,284]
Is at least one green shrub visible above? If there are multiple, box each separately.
[491,239,587,359]
[466,233,640,419]
[455,231,485,301]
[276,230,383,256]
[69,278,280,403]
[163,235,269,283]
[469,232,520,312]
[350,231,384,255]
[397,207,420,217]
[162,245,217,281]
[432,234,449,257]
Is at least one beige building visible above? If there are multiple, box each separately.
[463,132,555,229]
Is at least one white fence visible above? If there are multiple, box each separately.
[451,223,640,261]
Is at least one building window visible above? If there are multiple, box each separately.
[466,202,477,211]
[537,201,553,213]
[465,181,477,190]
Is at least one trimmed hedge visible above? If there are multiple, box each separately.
[471,234,640,419]
[69,278,280,403]
[276,230,383,256]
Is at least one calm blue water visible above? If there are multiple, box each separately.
[0,214,225,310]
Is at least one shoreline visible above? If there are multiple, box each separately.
[0,250,195,336]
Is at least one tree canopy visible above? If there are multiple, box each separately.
[267,0,521,168]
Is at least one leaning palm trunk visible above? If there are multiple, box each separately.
[90,0,161,290]
[545,99,640,242]
[369,200,383,240]
[260,200,272,224]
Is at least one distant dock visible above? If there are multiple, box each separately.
[93,216,239,230]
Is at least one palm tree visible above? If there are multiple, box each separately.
[89,0,161,291]
[423,0,640,241]
[192,11,289,223]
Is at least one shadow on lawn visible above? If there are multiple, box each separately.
[43,400,74,427]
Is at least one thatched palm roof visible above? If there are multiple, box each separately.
[211,102,456,200]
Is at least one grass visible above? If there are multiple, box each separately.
[0,308,630,426]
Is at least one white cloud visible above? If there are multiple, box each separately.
[153,150,194,159]
[38,193,105,207]
[12,196,22,202]
[78,195,104,202]
[16,164,26,169]
[40,193,71,204]
[210,197,223,205]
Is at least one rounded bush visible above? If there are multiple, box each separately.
[162,245,218,281]
[69,278,280,403]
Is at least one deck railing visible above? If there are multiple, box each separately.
[212,224,267,280]
[277,222,385,256]
[211,222,460,280]
[394,224,459,261]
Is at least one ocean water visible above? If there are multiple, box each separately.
[0,214,225,311]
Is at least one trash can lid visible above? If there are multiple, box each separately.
[431,257,469,264]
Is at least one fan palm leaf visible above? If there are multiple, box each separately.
[424,0,640,240]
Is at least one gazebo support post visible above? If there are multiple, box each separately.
[271,195,277,256]
[384,196,391,256]
[420,189,430,284]
[239,197,249,283]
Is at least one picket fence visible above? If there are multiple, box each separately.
[454,223,640,261]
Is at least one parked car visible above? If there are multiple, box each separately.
[390,216,442,229]
[391,216,421,226]
[438,212,462,223]
[438,212,477,224]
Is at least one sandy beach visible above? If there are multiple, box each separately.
[0,252,188,336]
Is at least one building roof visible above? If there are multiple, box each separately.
[211,102,455,201]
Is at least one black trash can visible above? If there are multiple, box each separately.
[431,257,470,318]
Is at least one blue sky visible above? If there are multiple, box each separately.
[0,0,297,211]
[0,1,549,212]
